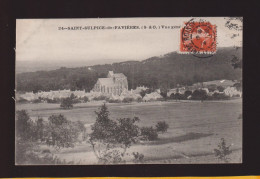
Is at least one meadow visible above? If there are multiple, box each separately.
[16,99,242,164]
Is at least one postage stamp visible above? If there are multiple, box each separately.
[180,19,217,54]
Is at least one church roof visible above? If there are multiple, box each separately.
[113,73,126,78]
[97,78,115,86]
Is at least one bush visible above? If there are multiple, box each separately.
[107,99,121,103]
[82,96,89,103]
[17,97,29,103]
[191,89,207,101]
[156,121,169,133]
[233,82,242,91]
[173,92,185,100]
[217,86,225,92]
[140,90,146,98]
[184,90,192,98]
[60,97,73,109]
[132,152,144,163]
[32,98,42,103]
[212,92,230,100]
[160,90,168,100]
[47,98,59,103]
[140,126,158,141]
[93,95,109,101]
[214,138,232,163]
[122,97,134,103]
[72,98,81,104]
[169,93,175,99]
[136,97,143,103]
[15,140,71,165]
[207,84,217,92]
[73,120,87,141]
[140,89,154,99]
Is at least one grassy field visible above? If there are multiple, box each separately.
[16,99,242,164]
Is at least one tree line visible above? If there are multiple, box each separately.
[16,47,242,93]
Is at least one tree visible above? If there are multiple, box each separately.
[174,92,183,101]
[156,121,169,133]
[36,117,44,141]
[231,55,242,69]
[60,97,73,109]
[82,96,89,103]
[184,90,192,98]
[214,138,232,163]
[16,110,34,141]
[140,88,153,99]
[116,117,140,151]
[16,110,44,164]
[15,110,84,164]
[233,82,242,91]
[140,90,146,98]
[191,89,208,101]
[160,89,168,101]
[212,92,230,100]
[89,104,140,164]
[45,114,83,149]
[217,86,225,92]
[169,93,175,99]
[140,126,158,141]
[132,152,144,163]
[207,84,217,92]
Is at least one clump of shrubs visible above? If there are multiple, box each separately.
[156,121,169,133]
[17,98,29,103]
[46,98,60,104]
[15,110,86,164]
[170,92,186,100]
[32,98,42,103]
[93,95,109,101]
[212,92,230,100]
[214,138,232,163]
[136,97,143,103]
[122,97,134,103]
[107,99,122,103]
[81,96,89,103]
[60,97,73,109]
[105,97,142,103]
[132,152,144,163]
[140,126,158,141]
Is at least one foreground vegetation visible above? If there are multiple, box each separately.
[16,104,171,164]
[16,100,240,164]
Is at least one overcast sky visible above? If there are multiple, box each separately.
[16,17,242,62]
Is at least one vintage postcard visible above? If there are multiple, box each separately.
[15,17,242,165]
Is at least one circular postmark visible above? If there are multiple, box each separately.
[180,18,217,57]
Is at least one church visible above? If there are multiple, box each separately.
[92,71,128,95]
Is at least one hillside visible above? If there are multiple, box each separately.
[16,47,242,92]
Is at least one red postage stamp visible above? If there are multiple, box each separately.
[180,20,217,54]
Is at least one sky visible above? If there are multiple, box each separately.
[16,17,242,62]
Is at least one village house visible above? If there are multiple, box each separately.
[18,91,38,101]
[92,71,128,95]
[224,87,242,97]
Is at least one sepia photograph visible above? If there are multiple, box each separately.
[15,17,242,165]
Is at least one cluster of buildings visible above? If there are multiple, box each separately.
[17,71,242,102]
[167,80,242,98]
